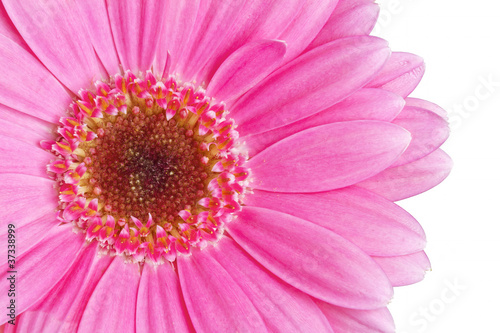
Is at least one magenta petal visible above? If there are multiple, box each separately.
[0,134,55,177]
[175,0,247,81]
[3,0,99,93]
[232,36,390,136]
[157,1,200,73]
[207,40,287,104]
[151,7,174,78]
[178,0,335,83]
[373,251,431,287]
[211,237,333,332]
[136,264,192,333]
[244,88,404,156]
[391,106,449,167]
[0,105,55,146]
[3,316,17,332]
[0,225,85,325]
[246,121,410,192]
[107,0,168,73]
[78,259,140,333]
[178,249,267,332]
[277,0,338,62]
[405,97,448,119]
[306,0,380,51]
[357,148,453,201]
[12,244,112,332]
[245,187,425,256]
[177,0,336,84]
[0,213,57,262]
[0,34,71,123]
[226,206,393,309]
[367,52,425,98]
[0,174,57,229]
[76,0,121,75]
[0,2,26,49]
[316,301,396,333]
[184,0,306,82]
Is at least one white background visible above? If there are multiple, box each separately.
[373,0,500,332]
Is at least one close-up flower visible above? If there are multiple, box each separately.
[0,0,452,332]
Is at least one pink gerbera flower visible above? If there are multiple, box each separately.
[0,0,451,332]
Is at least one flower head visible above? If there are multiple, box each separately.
[0,0,451,332]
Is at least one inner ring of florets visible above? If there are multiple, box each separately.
[43,70,249,264]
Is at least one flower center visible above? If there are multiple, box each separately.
[84,110,207,223]
[44,70,249,264]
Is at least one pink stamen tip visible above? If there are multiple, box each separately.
[179,109,188,119]
[88,198,99,212]
[146,213,153,228]
[131,216,143,229]
[117,218,127,227]
[178,210,191,222]
[156,225,167,239]
[105,215,116,228]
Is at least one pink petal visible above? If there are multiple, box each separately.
[3,318,14,332]
[405,97,448,119]
[175,0,247,81]
[391,106,449,167]
[226,206,393,309]
[0,174,57,230]
[0,134,55,177]
[226,0,322,79]
[107,0,168,73]
[245,187,425,257]
[211,237,333,332]
[277,0,338,62]
[367,52,425,98]
[246,121,411,192]
[0,105,55,146]
[243,88,404,156]
[136,264,192,333]
[0,213,58,262]
[157,0,201,73]
[0,2,27,49]
[177,0,335,83]
[151,22,170,77]
[306,0,380,51]
[316,301,396,333]
[12,244,112,332]
[231,36,391,136]
[329,0,377,14]
[76,0,121,75]
[78,258,141,333]
[335,0,375,8]
[178,249,267,332]
[373,251,431,287]
[356,148,453,201]
[206,40,287,104]
[0,225,85,325]
[3,0,99,93]
[0,34,71,123]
